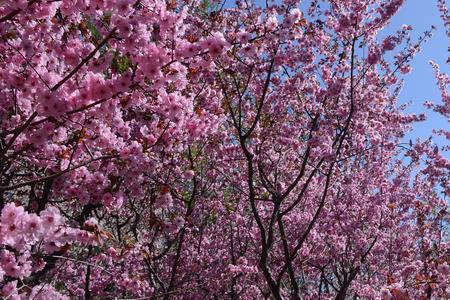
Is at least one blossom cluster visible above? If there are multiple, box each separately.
[0,204,99,299]
[0,0,448,299]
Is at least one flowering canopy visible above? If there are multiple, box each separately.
[0,0,449,299]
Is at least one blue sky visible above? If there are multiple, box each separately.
[383,0,449,150]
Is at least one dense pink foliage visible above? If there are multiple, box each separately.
[0,0,449,299]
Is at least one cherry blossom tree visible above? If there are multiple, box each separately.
[0,0,448,299]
